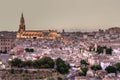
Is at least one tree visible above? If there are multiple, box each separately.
[32,57,55,68]
[115,62,120,72]
[96,46,104,54]
[106,47,112,55]
[25,48,34,53]
[80,66,88,76]
[29,48,34,52]
[23,60,33,68]
[25,48,30,52]
[32,60,39,68]
[56,58,64,65]
[56,58,69,74]
[56,63,69,74]
[78,71,86,76]
[57,77,63,80]
[80,60,88,66]
[8,57,55,69]
[96,46,112,55]
[40,56,55,68]
[8,58,23,67]
[105,66,117,73]
[91,65,102,71]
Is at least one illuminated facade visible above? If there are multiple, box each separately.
[17,13,61,39]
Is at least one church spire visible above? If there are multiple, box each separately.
[19,13,25,32]
[20,13,25,25]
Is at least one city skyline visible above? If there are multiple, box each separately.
[0,0,120,32]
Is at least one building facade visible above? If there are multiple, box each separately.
[0,31,16,52]
[16,13,61,39]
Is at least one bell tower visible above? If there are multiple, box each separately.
[18,13,25,32]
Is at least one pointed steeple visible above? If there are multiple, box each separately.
[20,13,25,25]
[19,13,25,32]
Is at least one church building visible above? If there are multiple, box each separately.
[16,13,61,39]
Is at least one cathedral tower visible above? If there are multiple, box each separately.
[18,13,25,32]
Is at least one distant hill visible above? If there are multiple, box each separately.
[106,27,120,34]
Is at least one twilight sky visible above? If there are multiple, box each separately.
[0,0,120,32]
